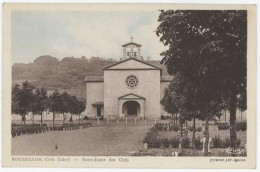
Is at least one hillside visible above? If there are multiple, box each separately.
[12,55,168,98]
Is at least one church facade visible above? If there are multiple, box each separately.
[85,39,171,119]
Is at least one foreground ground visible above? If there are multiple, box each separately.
[12,119,246,156]
[12,122,153,156]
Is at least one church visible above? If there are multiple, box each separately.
[85,38,171,119]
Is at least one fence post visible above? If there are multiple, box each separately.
[145,118,146,124]
[98,118,100,125]
[155,118,157,124]
[107,118,109,124]
[126,118,127,124]
[117,119,119,124]
[135,118,136,124]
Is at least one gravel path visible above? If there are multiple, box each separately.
[12,123,152,156]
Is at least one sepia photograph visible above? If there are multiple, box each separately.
[2,3,257,168]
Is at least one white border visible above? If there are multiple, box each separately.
[0,1,259,172]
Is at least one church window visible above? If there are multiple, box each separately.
[125,75,138,89]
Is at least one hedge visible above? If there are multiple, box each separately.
[212,135,241,148]
[11,123,92,137]
[236,122,247,131]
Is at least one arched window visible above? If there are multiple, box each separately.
[133,47,138,58]
[126,48,131,57]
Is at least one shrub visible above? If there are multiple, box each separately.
[11,124,48,136]
[143,127,160,148]
[212,135,241,148]
[161,115,166,120]
[218,123,229,130]
[212,135,223,148]
[196,127,202,132]
[51,126,63,131]
[169,137,180,148]
[188,126,194,132]
[82,116,89,120]
[188,126,202,132]
[223,137,230,148]
[169,125,179,132]
[194,136,202,149]
[163,125,168,131]
[155,123,164,131]
[161,138,171,148]
[100,115,104,120]
[182,137,191,148]
[11,123,92,137]
[237,122,247,131]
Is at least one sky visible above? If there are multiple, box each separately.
[11,11,167,64]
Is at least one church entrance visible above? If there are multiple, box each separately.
[97,106,101,117]
[122,101,140,116]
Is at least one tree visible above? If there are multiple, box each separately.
[161,74,215,153]
[156,10,247,150]
[60,92,71,125]
[12,81,35,124]
[68,95,78,122]
[75,100,86,124]
[12,84,21,115]
[161,74,201,152]
[33,88,48,125]
[49,90,62,128]
[237,89,246,122]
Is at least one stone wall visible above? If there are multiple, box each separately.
[86,82,104,117]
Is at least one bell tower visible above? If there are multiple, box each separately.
[122,36,142,60]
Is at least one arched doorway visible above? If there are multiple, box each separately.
[122,101,140,116]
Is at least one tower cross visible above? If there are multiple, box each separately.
[130,36,134,42]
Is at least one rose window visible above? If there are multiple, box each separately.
[125,75,138,89]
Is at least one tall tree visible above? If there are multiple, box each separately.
[156,10,246,150]
[49,90,62,128]
[12,84,21,115]
[12,81,35,124]
[75,100,86,124]
[33,88,49,125]
[60,92,71,125]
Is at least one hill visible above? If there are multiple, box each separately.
[12,55,168,98]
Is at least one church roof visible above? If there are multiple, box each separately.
[85,76,104,82]
[121,42,142,47]
[103,58,162,70]
[85,59,171,82]
[118,93,145,100]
